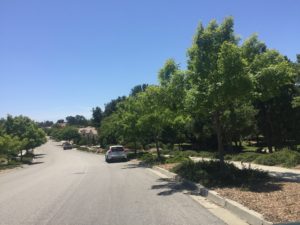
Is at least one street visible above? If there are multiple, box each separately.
[0,140,225,225]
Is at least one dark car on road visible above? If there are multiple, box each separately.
[63,142,73,150]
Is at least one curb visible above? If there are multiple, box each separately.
[152,166,273,225]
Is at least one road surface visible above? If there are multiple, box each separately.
[0,140,226,225]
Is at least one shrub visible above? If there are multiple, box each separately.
[169,150,217,159]
[254,149,300,167]
[124,142,143,150]
[127,151,148,160]
[139,153,166,165]
[172,160,269,189]
[225,152,260,162]
[165,155,189,164]
[160,149,172,155]
[77,146,91,152]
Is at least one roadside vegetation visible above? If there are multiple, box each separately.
[0,115,47,170]
[172,160,270,189]
[94,17,300,171]
[42,17,300,172]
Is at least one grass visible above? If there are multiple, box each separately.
[172,160,270,189]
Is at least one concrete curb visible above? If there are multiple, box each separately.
[152,166,274,225]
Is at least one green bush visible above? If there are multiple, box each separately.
[160,149,172,155]
[225,152,260,162]
[77,146,91,152]
[172,160,269,189]
[254,149,300,167]
[165,155,189,164]
[168,150,217,159]
[139,153,166,165]
[124,142,143,150]
[127,151,148,160]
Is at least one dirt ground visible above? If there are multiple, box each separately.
[159,163,300,224]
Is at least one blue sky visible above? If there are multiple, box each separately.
[0,0,299,122]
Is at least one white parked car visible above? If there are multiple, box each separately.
[105,145,127,163]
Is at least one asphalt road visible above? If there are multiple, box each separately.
[0,140,226,225]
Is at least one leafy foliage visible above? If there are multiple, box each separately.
[98,17,300,168]
[0,115,47,165]
[173,160,269,189]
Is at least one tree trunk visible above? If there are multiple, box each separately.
[214,112,224,164]
[134,141,137,156]
[155,139,160,158]
[265,107,273,153]
[238,140,242,148]
[234,140,238,148]
[20,150,23,162]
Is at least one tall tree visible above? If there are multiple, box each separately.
[91,107,103,127]
[136,86,174,157]
[103,96,127,118]
[3,115,46,158]
[117,97,142,154]
[130,84,148,97]
[250,50,295,152]
[66,115,88,126]
[158,59,179,86]
[187,17,252,163]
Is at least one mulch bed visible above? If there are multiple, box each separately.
[159,163,300,223]
[214,181,300,223]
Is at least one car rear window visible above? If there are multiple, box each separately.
[111,147,124,152]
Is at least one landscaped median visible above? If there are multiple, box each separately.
[133,153,300,225]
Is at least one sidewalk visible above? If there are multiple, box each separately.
[190,156,300,182]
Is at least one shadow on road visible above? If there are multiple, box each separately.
[34,153,46,159]
[269,172,300,182]
[29,161,44,165]
[121,161,148,169]
[151,178,198,196]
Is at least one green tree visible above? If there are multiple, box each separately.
[91,107,103,127]
[117,97,142,154]
[241,34,266,64]
[66,115,88,127]
[99,113,121,147]
[4,115,47,154]
[136,86,174,157]
[158,59,179,86]
[0,135,24,161]
[60,126,80,142]
[187,18,251,163]
[250,50,296,152]
[103,96,127,118]
[130,84,148,97]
